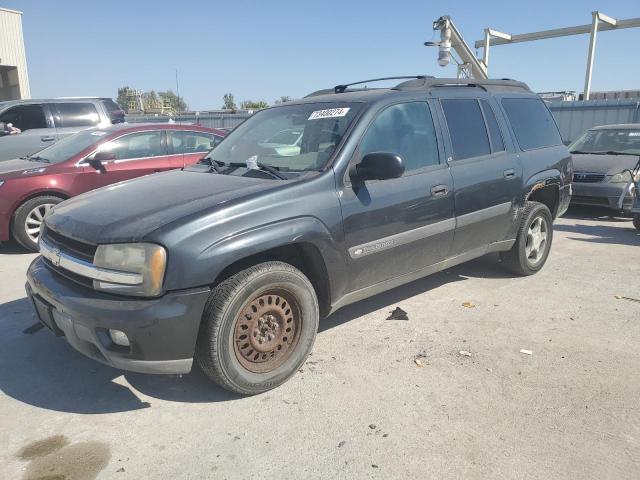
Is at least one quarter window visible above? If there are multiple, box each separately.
[441,99,490,160]
[501,98,562,150]
[480,99,505,152]
[100,131,165,160]
[360,102,439,172]
[54,103,100,128]
[0,104,47,131]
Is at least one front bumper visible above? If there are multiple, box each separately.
[0,211,10,242]
[570,182,634,212]
[26,256,210,374]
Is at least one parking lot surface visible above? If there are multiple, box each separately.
[1,207,639,480]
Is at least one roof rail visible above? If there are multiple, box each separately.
[393,77,531,91]
[305,76,433,98]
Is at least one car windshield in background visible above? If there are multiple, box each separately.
[203,102,361,172]
[27,129,106,163]
[570,129,640,156]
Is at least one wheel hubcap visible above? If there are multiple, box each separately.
[525,216,548,265]
[25,204,54,243]
[233,290,301,373]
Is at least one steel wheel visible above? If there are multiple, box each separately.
[233,289,302,374]
[525,215,548,265]
[24,203,54,243]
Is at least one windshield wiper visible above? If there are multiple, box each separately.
[569,150,592,155]
[229,162,287,180]
[24,155,50,163]
[573,150,626,156]
[200,157,225,173]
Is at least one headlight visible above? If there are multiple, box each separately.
[0,180,4,188]
[609,171,633,183]
[93,243,167,297]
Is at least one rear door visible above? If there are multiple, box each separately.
[339,101,455,291]
[167,130,219,168]
[439,96,521,255]
[52,102,102,140]
[0,103,55,160]
[78,130,170,192]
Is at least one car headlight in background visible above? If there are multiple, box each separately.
[93,243,167,297]
[608,171,633,183]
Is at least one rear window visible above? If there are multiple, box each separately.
[501,98,562,150]
[441,99,490,160]
[102,99,125,124]
[54,103,100,128]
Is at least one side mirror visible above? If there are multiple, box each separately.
[87,152,114,174]
[353,152,405,181]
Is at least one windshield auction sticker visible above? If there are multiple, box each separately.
[308,107,350,120]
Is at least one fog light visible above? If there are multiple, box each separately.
[109,329,130,347]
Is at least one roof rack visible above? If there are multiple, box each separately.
[305,76,530,97]
[393,77,530,91]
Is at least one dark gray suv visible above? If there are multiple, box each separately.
[26,76,572,394]
[0,97,124,161]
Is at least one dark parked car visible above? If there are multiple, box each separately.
[0,123,225,250]
[0,97,125,161]
[26,77,571,394]
[569,124,640,212]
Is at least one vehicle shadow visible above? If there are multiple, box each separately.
[0,256,514,414]
[556,206,639,246]
[0,241,30,255]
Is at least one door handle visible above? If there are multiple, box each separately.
[431,184,448,197]
[503,169,516,179]
[40,136,55,142]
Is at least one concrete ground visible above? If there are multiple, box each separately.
[0,206,639,480]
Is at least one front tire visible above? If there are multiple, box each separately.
[633,214,640,231]
[500,201,553,275]
[196,261,319,395]
[12,196,62,252]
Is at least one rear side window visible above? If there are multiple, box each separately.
[54,103,100,128]
[480,99,505,152]
[0,104,47,131]
[102,99,125,124]
[441,99,490,160]
[501,98,562,150]
[169,131,216,154]
[360,102,440,172]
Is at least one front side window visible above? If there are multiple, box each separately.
[170,131,216,154]
[502,98,562,150]
[54,103,100,128]
[100,131,165,160]
[0,104,47,131]
[441,99,490,160]
[203,102,362,172]
[360,102,440,172]
[569,128,640,156]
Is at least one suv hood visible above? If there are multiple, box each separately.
[571,153,639,175]
[45,169,278,244]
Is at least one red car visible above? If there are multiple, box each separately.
[0,123,225,251]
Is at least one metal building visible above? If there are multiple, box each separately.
[0,7,30,100]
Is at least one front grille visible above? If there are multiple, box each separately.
[573,172,605,183]
[42,226,96,263]
[40,225,97,289]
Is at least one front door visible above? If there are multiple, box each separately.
[439,97,521,255]
[339,101,455,291]
[79,130,170,192]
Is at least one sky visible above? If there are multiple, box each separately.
[2,0,639,110]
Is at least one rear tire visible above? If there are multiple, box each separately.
[500,201,553,276]
[633,214,640,232]
[196,261,319,395]
[12,196,62,252]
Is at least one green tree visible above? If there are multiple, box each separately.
[116,86,132,113]
[222,93,236,111]
[143,90,159,110]
[240,100,269,110]
[159,90,188,112]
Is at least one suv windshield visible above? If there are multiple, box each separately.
[27,129,107,163]
[203,102,361,172]
[570,128,640,155]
